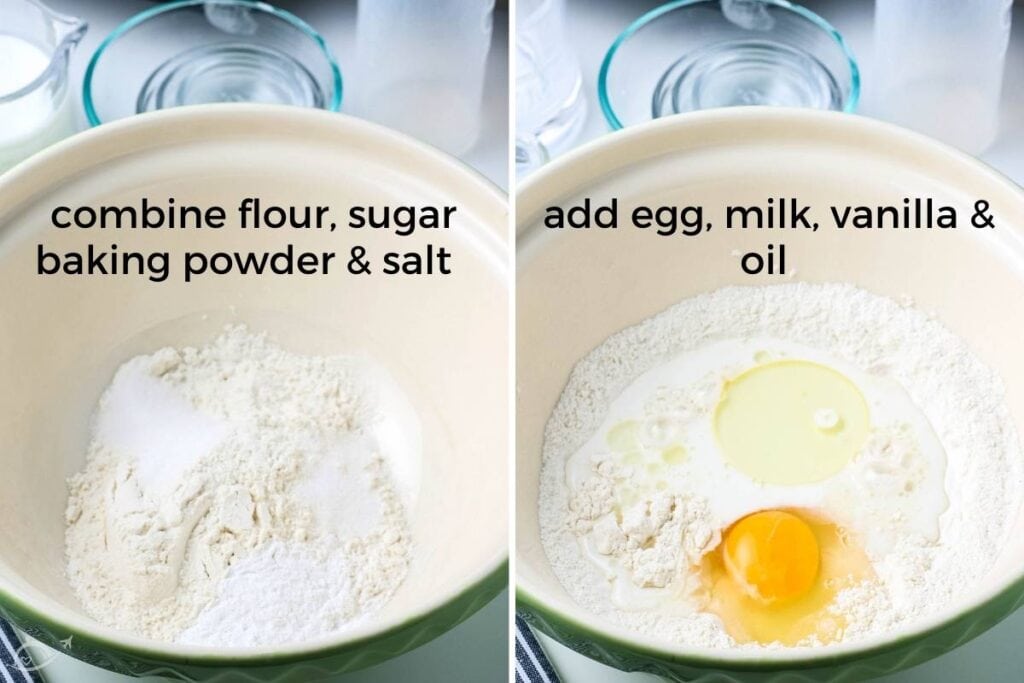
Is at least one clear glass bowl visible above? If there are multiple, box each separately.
[598,0,858,130]
[83,0,341,125]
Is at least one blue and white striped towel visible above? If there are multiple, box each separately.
[516,615,561,683]
[0,620,41,683]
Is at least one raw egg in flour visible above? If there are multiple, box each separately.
[700,508,873,646]
[568,338,949,558]
[568,337,950,634]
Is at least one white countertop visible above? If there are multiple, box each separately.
[539,1,1024,681]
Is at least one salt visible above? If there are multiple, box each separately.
[296,435,384,538]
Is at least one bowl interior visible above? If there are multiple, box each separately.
[0,106,507,657]
[517,109,1024,662]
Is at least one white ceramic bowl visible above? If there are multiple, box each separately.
[517,108,1024,681]
[0,105,508,680]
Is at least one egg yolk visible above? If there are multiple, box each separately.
[700,509,873,646]
[722,510,819,605]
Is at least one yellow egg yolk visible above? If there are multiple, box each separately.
[700,509,873,646]
[723,510,819,605]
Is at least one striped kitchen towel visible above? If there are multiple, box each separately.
[0,620,41,683]
[515,615,561,683]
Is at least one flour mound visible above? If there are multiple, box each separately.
[65,326,412,645]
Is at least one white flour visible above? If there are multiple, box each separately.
[540,283,1024,648]
[65,326,416,646]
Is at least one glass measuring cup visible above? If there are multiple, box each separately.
[354,0,495,156]
[0,0,86,172]
[516,0,587,174]
[874,0,1012,154]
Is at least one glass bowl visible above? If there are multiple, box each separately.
[83,0,341,126]
[598,0,859,130]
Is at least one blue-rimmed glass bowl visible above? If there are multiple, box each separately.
[598,0,858,130]
[83,0,341,126]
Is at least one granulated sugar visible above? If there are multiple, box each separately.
[65,326,417,646]
[539,283,1024,648]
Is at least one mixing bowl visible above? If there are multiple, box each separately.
[0,106,507,680]
[517,109,1024,681]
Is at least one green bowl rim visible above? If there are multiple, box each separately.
[3,561,507,667]
[517,572,1024,673]
[82,0,344,126]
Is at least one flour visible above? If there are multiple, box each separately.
[540,283,1024,648]
[65,326,415,646]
